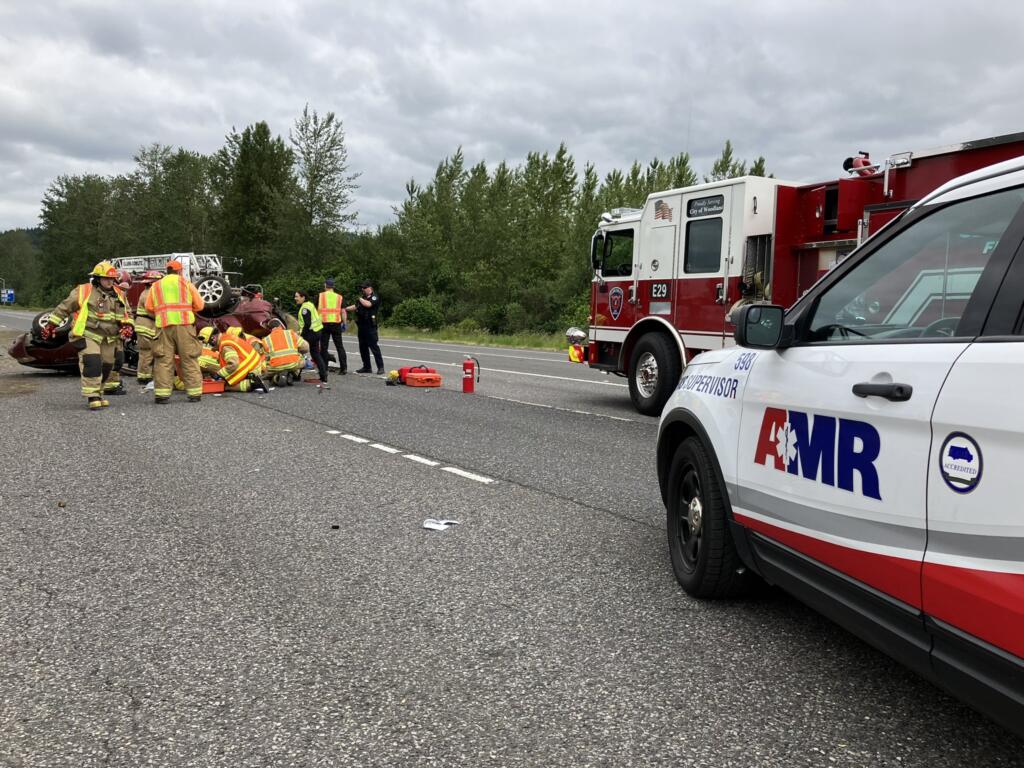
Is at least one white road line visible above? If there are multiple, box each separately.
[325,430,342,434]
[378,342,568,364]
[371,443,401,453]
[442,467,495,484]
[384,354,628,387]
[404,454,440,467]
[485,395,640,422]
[342,434,370,443]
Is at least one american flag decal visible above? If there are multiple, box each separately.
[654,200,673,221]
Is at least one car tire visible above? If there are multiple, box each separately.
[195,275,232,312]
[31,311,71,343]
[666,436,750,598]
[628,333,681,416]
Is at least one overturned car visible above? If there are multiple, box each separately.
[7,253,296,373]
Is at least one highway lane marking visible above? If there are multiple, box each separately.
[371,443,401,453]
[384,355,628,388]
[404,454,440,467]
[342,434,370,443]
[378,342,569,364]
[442,467,495,484]
[485,395,640,423]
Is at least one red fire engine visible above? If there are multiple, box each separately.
[568,132,1024,415]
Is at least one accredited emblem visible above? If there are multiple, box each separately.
[609,287,624,321]
[939,432,983,494]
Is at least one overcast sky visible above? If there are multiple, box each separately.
[2,0,1023,232]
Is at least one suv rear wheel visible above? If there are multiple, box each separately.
[195,275,232,312]
[666,436,750,598]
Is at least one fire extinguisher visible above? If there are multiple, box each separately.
[462,356,480,394]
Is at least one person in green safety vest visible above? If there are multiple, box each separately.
[294,288,329,387]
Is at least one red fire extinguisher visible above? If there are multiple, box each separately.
[462,356,480,393]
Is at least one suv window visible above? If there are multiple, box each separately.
[602,229,634,277]
[805,187,1024,342]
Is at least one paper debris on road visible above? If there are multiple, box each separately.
[423,518,462,531]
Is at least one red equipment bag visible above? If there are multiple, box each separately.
[398,365,437,384]
[405,372,442,388]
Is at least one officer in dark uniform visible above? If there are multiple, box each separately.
[346,281,384,374]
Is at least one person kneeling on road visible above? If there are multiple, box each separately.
[43,261,134,410]
[211,327,268,393]
[261,319,308,386]
[294,288,329,388]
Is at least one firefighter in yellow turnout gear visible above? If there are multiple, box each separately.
[197,326,221,376]
[45,261,134,410]
[209,327,269,393]
[133,270,163,386]
[145,259,205,404]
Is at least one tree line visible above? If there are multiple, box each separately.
[1,106,767,333]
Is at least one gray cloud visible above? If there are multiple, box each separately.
[2,0,1023,232]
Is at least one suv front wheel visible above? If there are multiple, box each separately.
[666,436,751,598]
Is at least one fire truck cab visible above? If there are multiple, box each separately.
[572,132,1024,416]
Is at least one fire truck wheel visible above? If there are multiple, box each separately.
[628,333,681,416]
[666,436,749,598]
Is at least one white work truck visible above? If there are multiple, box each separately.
[656,155,1024,736]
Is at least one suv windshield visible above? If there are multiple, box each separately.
[807,187,1024,342]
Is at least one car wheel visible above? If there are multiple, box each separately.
[195,275,232,312]
[628,333,681,416]
[666,436,749,598]
[31,311,71,342]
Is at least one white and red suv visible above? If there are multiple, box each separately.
[657,156,1024,736]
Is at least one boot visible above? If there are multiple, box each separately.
[88,397,104,411]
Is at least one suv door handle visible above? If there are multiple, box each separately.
[852,382,913,402]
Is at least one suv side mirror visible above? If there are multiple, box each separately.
[733,304,788,349]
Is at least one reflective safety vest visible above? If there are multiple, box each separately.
[262,327,303,369]
[151,274,198,328]
[298,301,323,334]
[318,290,343,323]
[134,287,157,338]
[56,283,131,342]
[217,335,262,385]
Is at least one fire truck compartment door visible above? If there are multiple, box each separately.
[675,188,733,347]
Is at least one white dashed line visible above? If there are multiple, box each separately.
[342,434,370,443]
[404,454,440,467]
[370,443,401,454]
[325,430,342,434]
[442,467,495,484]
[485,395,640,423]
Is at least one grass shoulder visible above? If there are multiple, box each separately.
[380,325,566,351]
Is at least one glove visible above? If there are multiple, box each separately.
[340,322,347,332]
[40,322,56,340]
[119,325,134,341]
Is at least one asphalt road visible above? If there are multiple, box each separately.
[0,335,1021,767]
[0,307,35,331]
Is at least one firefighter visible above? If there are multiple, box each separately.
[102,270,135,396]
[197,326,221,376]
[317,278,348,375]
[294,289,329,387]
[345,281,384,374]
[43,261,134,410]
[212,327,269,392]
[261,318,309,386]
[145,259,205,404]
[133,270,163,387]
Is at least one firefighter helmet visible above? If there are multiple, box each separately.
[198,326,214,343]
[89,261,118,278]
[141,270,164,283]
[224,326,242,337]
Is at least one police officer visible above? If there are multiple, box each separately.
[346,281,384,374]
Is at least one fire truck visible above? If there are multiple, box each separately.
[568,131,1024,415]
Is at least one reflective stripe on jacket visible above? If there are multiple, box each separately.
[318,290,343,323]
[134,287,157,338]
[217,335,262,385]
[262,327,303,369]
[148,274,204,328]
[298,301,323,334]
[50,283,130,343]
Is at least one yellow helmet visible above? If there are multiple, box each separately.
[224,326,242,337]
[89,261,118,278]
[198,327,214,343]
